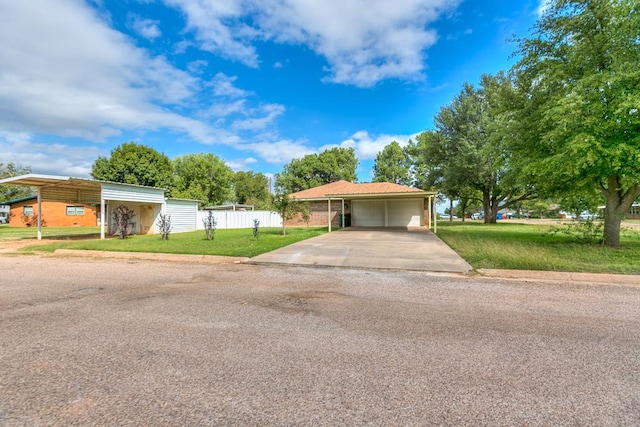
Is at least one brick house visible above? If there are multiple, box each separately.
[7,196,98,227]
[286,180,437,230]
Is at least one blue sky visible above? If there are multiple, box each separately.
[0,0,547,183]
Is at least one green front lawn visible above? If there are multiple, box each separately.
[436,221,640,274]
[19,227,328,258]
[0,225,100,241]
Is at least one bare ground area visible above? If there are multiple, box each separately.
[1,255,640,426]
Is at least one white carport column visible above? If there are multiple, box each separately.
[36,187,42,240]
[328,198,332,232]
[433,196,437,234]
[100,188,105,240]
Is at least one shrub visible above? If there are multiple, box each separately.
[157,213,172,240]
[112,204,135,239]
[202,210,217,240]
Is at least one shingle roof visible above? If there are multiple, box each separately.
[289,180,429,199]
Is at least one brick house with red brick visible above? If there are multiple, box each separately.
[7,196,98,227]
[286,180,437,230]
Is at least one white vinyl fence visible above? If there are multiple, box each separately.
[196,210,283,230]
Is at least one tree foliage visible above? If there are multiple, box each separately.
[234,171,270,208]
[272,193,301,235]
[172,153,234,208]
[372,141,412,185]
[513,0,640,246]
[411,74,533,223]
[0,162,33,202]
[275,147,358,194]
[91,142,173,189]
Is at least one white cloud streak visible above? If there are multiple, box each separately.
[331,130,419,160]
[166,0,460,87]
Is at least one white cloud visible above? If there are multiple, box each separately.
[166,0,460,87]
[242,140,315,164]
[536,0,552,17]
[232,104,285,131]
[210,73,253,98]
[0,131,105,178]
[164,0,261,67]
[0,0,215,143]
[226,156,258,171]
[129,14,162,40]
[331,130,419,160]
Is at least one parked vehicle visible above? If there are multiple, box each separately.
[471,212,483,220]
[579,211,598,220]
[439,214,458,220]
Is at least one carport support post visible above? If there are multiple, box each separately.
[100,191,105,240]
[328,198,332,232]
[426,196,431,229]
[433,196,437,234]
[36,187,42,240]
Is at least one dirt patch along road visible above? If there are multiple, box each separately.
[1,256,640,426]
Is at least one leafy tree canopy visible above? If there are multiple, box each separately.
[91,142,173,189]
[234,171,270,208]
[0,162,33,202]
[372,141,412,186]
[172,153,233,208]
[276,147,358,194]
[410,74,533,223]
[513,0,640,246]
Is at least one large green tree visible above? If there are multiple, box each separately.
[91,142,173,189]
[372,141,412,185]
[412,74,533,223]
[172,153,233,208]
[234,171,270,208]
[0,162,33,202]
[276,147,358,193]
[513,0,640,246]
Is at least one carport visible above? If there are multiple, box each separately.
[0,174,197,240]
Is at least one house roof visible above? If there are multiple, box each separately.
[3,195,37,205]
[0,173,166,191]
[289,180,435,200]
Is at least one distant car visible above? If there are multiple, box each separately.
[471,212,483,220]
[579,211,598,220]
[440,214,458,220]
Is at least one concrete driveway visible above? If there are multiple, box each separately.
[251,227,472,272]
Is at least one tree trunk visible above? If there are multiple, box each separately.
[602,176,640,247]
[449,198,454,222]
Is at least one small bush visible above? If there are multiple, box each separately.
[112,205,135,239]
[157,214,172,240]
[253,219,260,240]
[202,210,217,241]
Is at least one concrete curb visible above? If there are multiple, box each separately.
[53,249,249,265]
[478,268,640,286]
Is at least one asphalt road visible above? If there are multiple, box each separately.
[1,255,639,426]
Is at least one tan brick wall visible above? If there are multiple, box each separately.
[9,199,98,227]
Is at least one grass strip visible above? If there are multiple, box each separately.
[436,221,640,274]
[18,227,328,258]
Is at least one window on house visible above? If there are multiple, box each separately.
[66,206,85,216]
[23,206,33,215]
